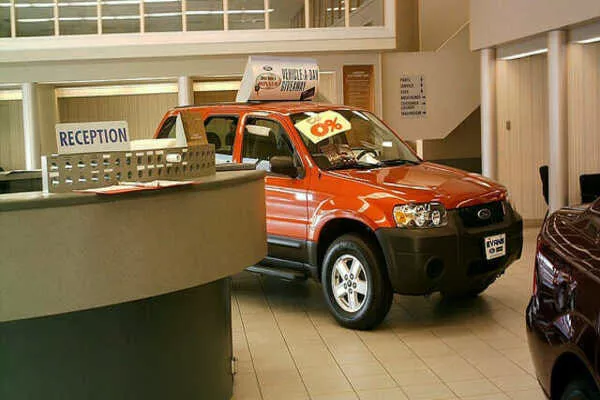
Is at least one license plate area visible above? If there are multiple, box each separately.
[484,233,506,260]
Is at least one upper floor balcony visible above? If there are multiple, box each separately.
[0,0,395,63]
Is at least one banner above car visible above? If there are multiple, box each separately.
[236,56,319,102]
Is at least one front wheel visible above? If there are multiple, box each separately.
[321,234,393,330]
[561,378,600,400]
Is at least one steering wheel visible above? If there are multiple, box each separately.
[355,148,379,161]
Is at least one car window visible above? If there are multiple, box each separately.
[241,117,295,172]
[157,114,238,163]
[205,116,238,163]
[157,116,177,139]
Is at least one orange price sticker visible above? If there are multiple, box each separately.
[294,110,352,144]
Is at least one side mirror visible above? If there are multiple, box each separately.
[270,156,298,178]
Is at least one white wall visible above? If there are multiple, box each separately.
[420,0,469,51]
[382,25,479,140]
[470,0,600,50]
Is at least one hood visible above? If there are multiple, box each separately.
[327,162,506,209]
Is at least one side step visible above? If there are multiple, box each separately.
[246,265,308,281]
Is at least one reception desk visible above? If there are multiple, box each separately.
[0,170,266,400]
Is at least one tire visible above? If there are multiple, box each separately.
[561,378,600,400]
[321,234,393,330]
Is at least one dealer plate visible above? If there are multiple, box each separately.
[484,233,506,260]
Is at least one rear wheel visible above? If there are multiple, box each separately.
[321,234,393,330]
[561,378,600,400]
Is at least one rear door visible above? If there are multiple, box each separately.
[238,113,310,263]
[197,114,239,164]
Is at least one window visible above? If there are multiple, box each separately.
[241,117,295,172]
[157,116,177,139]
[204,115,238,163]
[291,109,419,170]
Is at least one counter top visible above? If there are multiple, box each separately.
[0,170,42,182]
[0,169,267,322]
[0,169,265,212]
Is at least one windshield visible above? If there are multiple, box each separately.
[291,109,420,170]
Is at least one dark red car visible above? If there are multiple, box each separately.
[527,198,600,399]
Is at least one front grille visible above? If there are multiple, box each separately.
[458,201,505,228]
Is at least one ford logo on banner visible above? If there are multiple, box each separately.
[55,121,130,154]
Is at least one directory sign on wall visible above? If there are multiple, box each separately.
[400,75,427,118]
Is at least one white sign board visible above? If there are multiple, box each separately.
[400,75,427,118]
[236,56,319,102]
[55,121,130,154]
[294,110,352,144]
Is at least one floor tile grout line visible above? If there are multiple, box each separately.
[232,282,265,400]
[353,327,411,399]
[257,276,313,400]
[390,328,463,399]
[429,322,536,396]
[304,311,364,398]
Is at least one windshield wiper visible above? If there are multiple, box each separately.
[327,161,382,171]
[381,159,421,166]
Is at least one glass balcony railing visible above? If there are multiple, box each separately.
[0,0,383,38]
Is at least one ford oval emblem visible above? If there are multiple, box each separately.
[477,208,492,220]
[263,65,273,71]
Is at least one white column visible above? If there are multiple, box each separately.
[415,140,424,158]
[547,30,568,212]
[178,76,194,106]
[480,48,497,180]
[22,82,41,170]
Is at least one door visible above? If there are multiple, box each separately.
[239,114,310,262]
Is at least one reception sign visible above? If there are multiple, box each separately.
[236,56,319,102]
[55,121,130,154]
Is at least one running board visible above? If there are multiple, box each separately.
[246,265,308,281]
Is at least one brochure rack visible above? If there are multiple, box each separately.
[41,144,215,193]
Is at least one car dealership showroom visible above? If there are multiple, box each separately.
[2,0,600,399]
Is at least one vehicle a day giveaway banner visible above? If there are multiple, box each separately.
[236,56,319,102]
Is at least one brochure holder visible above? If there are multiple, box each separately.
[42,144,215,193]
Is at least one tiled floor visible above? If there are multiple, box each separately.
[231,227,544,400]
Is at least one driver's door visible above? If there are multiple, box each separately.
[240,114,310,262]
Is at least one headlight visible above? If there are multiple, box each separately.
[393,202,447,228]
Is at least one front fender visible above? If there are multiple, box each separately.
[308,195,396,241]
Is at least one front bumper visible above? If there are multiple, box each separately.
[375,204,523,295]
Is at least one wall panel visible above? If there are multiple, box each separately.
[0,100,25,171]
[58,93,177,145]
[568,41,600,204]
[496,54,548,220]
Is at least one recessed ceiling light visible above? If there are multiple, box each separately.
[500,48,548,61]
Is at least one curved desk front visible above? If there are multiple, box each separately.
[0,170,266,400]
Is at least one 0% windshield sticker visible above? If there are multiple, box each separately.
[294,110,352,144]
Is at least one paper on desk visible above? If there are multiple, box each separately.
[74,180,193,195]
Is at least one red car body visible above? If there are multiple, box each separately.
[527,199,600,399]
[155,101,523,328]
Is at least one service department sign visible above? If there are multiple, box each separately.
[55,121,130,154]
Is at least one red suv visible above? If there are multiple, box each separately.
[155,102,523,330]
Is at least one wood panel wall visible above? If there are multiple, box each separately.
[496,54,549,220]
[0,100,25,171]
[58,93,177,142]
[497,42,600,218]
[568,41,600,204]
